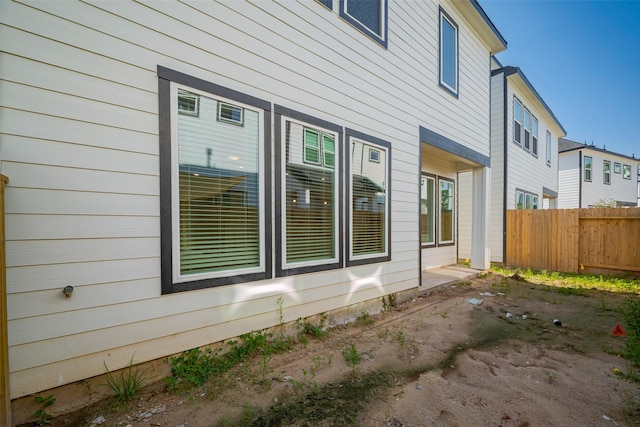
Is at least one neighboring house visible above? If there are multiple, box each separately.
[557,138,640,208]
[486,59,566,263]
[0,0,505,421]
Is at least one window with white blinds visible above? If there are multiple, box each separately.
[350,138,389,260]
[173,86,265,281]
[283,121,338,266]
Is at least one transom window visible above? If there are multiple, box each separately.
[584,156,592,182]
[339,0,388,47]
[439,8,458,96]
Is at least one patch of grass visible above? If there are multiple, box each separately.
[103,355,146,410]
[357,310,374,326]
[297,315,328,341]
[620,296,640,367]
[492,265,640,294]
[244,369,397,426]
[396,330,406,347]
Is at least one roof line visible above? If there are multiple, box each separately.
[560,138,639,161]
[470,0,508,49]
[494,66,566,136]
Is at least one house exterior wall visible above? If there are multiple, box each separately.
[489,72,505,262]
[487,70,562,262]
[0,0,501,401]
[557,152,581,208]
[457,170,473,261]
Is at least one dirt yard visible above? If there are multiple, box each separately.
[28,272,640,426]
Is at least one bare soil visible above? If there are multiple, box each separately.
[27,272,640,426]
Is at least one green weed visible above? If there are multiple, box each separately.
[103,355,146,410]
[343,344,362,375]
[34,394,56,425]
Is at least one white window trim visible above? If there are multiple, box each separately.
[170,83,266,284]
[437,177,455,245]
[546,131,552,166]
[281,116,341,270]
[604,160,611,185]
[178,90,199,117]
[513,97,522,145]
[623,164,632,180]
[439,8,459,96]
[349,138,390,262]
[421,175,436,247]
[584,156,592,182]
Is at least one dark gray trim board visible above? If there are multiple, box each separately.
[419,126,490,167]
[158,66,272,294]
[579,151,583,208]
[274,105,344,277]
[501,72,508,263]
[418,135,423,287]
[542,187,558,198]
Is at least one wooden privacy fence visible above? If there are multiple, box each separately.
[506,207,640,274]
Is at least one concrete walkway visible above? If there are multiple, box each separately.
[420,264,480,293]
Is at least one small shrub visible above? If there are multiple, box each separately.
[343,344,362,374]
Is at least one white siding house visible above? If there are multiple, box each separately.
[0,0,505,421]
[557,139,640,208]
[484,63,566,263]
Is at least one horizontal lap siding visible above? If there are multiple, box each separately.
[490,73,505,261]
[579,151,639,207]
[558,153,580,208]
[0,0,492,397]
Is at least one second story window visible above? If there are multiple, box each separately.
[439,8,458,96]
[532,117,538,156]
[604,160,611,184]
[523,108,531,151]
[623,164,632,180]
[514,98,522,145]
[546,132,552,166]
[584,156,592,182]
[340,0,387,47]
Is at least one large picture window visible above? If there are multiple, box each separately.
[158,67,271,293]
[282,119,340,269]
[348,130,391,265]
[439,8,459,96]
[420,175,436,246]
[438,178,455,245]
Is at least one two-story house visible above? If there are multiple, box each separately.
[458,58,566,263]
[0,0,505,422]
[558,139,640,208]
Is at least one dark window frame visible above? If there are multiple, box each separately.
[346,128,392,266]
[339,0,388,48]
[274,105,344,277]
[438,7,459,97]
[584,155,592,182]
[158,66,272,294]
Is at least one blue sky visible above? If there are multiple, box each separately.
[480,0,640,159]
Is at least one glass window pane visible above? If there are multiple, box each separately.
[352,139,387,257]
[440,14,457,91]
[439,179,454,243]
[623,164,631,179]
[347,0,381,36]
[420,176,435,245]
[177,90,261,275]
[286,123,336,264]
[516,191,524,209]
